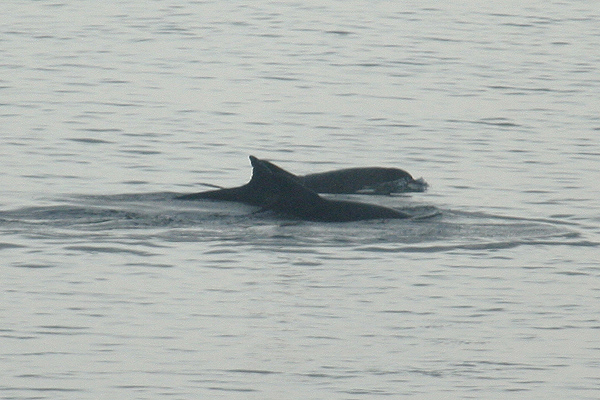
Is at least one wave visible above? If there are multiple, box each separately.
[0,192,594,252]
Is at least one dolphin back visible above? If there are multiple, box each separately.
[250,156,410,222]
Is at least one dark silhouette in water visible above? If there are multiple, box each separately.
[177,158,426,203]
[300,167,427,194]
[177,156,413,222]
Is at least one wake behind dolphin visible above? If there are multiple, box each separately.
[177,156,424,222]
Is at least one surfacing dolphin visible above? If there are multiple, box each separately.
[300,167,427,194]
[177,156,411,222]
[177,158,426,204]
[249,157,411,221]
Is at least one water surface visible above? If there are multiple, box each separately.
[2,1,599,399]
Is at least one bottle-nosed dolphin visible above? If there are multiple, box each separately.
[177,158,426,203]
[177,156,411,222]
[301,167,427,194]
[248,156,410,221]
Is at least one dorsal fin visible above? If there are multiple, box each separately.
[249,156,324,216]
[248,155,274,187]
[249,156,318,196]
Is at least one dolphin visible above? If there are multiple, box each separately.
[177,158,426,202]
[249,156,410,221]
[177,156,410,222]
[301,167,427,194]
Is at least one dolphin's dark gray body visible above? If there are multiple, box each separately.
[177,156,411,222]
[300,167,427,194]
[177,158,426,204]
[175,157,291,206]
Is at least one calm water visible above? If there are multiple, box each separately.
[2,1,599,399]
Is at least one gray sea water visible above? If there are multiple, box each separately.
[2,1,599,399]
